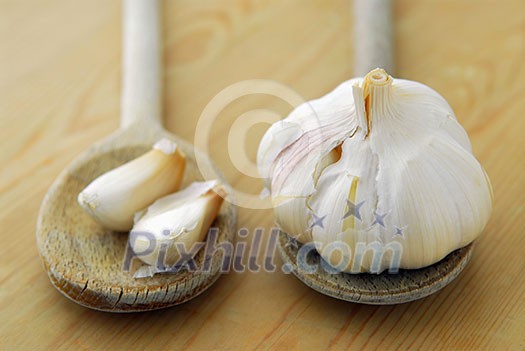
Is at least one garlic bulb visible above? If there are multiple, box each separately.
[129,180,224,267]
[258,68,493,273]
[78,139,186,231]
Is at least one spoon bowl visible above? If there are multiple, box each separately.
[36,124,236,312]
[277,232,473,304]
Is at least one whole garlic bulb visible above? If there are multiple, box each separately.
[257,68,493,273]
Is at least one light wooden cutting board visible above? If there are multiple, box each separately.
[1,0,524,350]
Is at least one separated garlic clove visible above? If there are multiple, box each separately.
[257,68,493,273]
[77,139,186,231]
[129,180,224,267]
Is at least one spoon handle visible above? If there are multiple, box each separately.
[121,0,162,129]
[353,0,394,76]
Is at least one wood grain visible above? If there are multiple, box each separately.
[1,0,524,350]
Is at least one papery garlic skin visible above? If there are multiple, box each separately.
[258,68,493,273]
[78,139,186,231]
[129,180,224,267]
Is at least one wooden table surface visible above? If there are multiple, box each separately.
[1,0,524,350]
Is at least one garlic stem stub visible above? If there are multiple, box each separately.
[129,180,225,267]
[78,139,186,231]
[257,68,493,273]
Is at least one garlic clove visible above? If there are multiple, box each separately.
[257,80,362,242]
[77,138,186,231]
[257,120,304,188]
[258,80,359,184]
[129,180,224,267]
[271,147,341,243]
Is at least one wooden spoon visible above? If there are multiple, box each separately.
[36,0,236,312]
[276,0,474,304]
